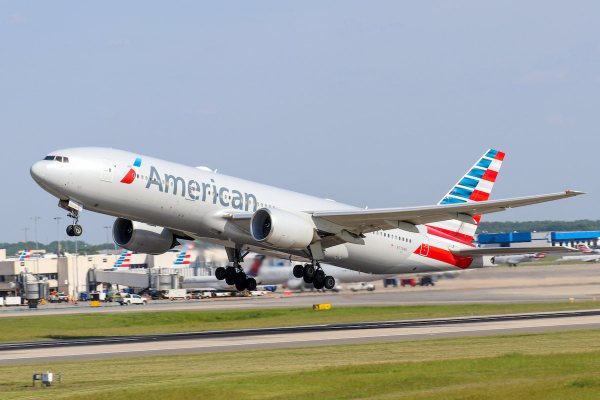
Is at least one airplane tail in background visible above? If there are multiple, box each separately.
[18,249,31,261]
[428,149,505,243]
[113,250,133,270]
[247,255,266,277]
[577,244,593,253]
[173,243,194,268]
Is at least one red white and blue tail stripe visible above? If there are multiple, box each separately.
[113,250,133,270]
[172,243,194,268]
[428,149,505,243]
[18,249,31,261]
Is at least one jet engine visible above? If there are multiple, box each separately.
[250,208,316,250]
[112,218,178,255]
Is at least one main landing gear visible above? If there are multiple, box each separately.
[214,248,257,292]
[293,262,336,290]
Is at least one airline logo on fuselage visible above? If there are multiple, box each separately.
[121,158,143,184]
[145,165,258,211]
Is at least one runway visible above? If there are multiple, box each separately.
[1,263,599,317]
[3,309,600,364]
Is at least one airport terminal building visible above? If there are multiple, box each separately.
[476,231,600,248]
[0,248,215,298]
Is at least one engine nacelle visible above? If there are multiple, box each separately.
[112,218,177,255]
[250,208,316,250]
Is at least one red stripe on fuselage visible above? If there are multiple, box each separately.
[425,225,475,246]
[414,244,473,269]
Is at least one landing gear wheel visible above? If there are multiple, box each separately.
[72,224,83,236]
[215,267,226,280]
[324,276,336,290]
[303,264,315,283]
[314,269,326,285]
[313,280,325,290]
[235,280,246,291]
[66,225,75,237]
[225,267,237,285]
[293,264,304,279]
[245,277,257,291]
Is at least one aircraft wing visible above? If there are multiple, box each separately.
[451,246,576,257]
[311,191,584,235]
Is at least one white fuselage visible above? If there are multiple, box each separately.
[30,148,481,275]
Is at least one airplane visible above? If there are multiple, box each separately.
[559,244,600,263]
[30,148,583,292]
[490,252,545,267]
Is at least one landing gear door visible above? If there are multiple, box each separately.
[419,235,430,257]
[100,160,114,183]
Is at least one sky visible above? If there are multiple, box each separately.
[1,1,599,244]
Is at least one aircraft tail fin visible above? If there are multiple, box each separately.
[114,250,133,269]
[247,255,266,277]
[428,149,505,243]
[173,243,194,268]
[18,249,31,261]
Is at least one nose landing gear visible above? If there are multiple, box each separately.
[59,199,84,237]
[66,210,83,237]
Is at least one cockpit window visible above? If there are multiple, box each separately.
[43,155,69,163]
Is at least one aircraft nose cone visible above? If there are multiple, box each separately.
[30,161,46,183]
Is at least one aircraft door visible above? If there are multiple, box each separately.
[419,234,430,256]
[100,160,114,183]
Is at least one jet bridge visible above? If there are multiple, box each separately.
[89,268,182,291]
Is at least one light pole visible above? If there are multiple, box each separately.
[104,226,111,254]
[31,216,41,250]
[104,226,116,253]
[23,227,29,245]
[53,217,62,256]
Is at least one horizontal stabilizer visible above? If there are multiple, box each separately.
[452,246,576,257]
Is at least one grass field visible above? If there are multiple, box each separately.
[2,329,600,399]
[1,301,599,342]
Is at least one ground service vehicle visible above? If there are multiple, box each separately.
[349,282,376,292]
[118,293,147,306]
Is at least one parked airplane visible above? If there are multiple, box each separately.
[18,249,31,261]
[559,244,600,263]
[491,252,545,267]
[30,148,582,291]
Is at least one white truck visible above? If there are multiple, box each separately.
[118,293,147,306]
[163,289,190,300]
[349,282,376,292]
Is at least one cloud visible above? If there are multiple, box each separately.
[545,113,566,126]
[519,68,566,85]
[106,39,131,48]
[8,12,26,25]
